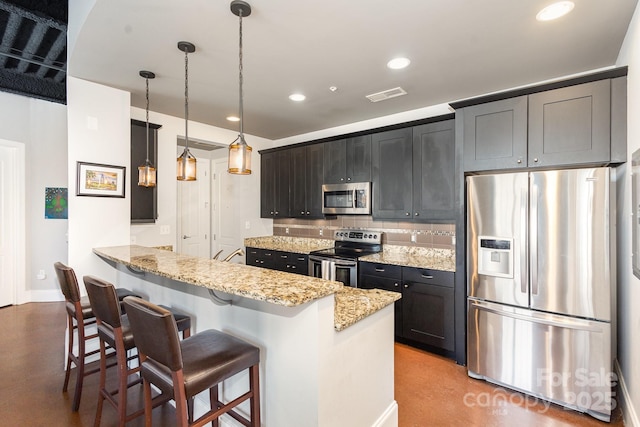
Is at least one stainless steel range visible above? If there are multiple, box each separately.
[308,229,382,287]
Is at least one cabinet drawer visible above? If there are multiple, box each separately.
[358,275,401,293]
[359,262,402,279]
[402,267,454,288]
[276,252,308,276]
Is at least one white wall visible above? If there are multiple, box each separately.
[0,91,67,300]
[67,77,131,284]
[616,3,640,425]
[129,107,273,250]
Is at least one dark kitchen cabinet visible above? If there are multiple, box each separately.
[528,79,611,168]
[260,150,291,218]
[323,135,372,184]
[371,128,413,219]
[359,262,402,337]
[462,96,528,172]
[359,262,455,353]
[246,247,308,275]
[275,251,309,275]
[401,267,454,351]
[462,79,615,172]
[246,247,276,269]
[412,120,456,221]
[291,144,324,218]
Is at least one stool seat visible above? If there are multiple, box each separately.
[124,296,260,427]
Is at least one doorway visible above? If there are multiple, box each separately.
[0,140,25,307]
[177,156,211,258]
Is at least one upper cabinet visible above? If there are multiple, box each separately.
[461,77,621,172]
[260,150,291,218]
[291,144,324,218]
[323,135,371,184]
[371,128,413,219]
[371,121,456,222]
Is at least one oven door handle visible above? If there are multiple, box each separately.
[332,259,357,267]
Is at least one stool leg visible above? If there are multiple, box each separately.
[249,364,260,427]
[63,315,74,393]
[94,339,107,427]
[210,384,219,427]
[143,378,153,427]
[72,318,87,411]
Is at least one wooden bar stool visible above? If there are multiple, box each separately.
[83,275,191,426]
[53,262,140,411]
[123,296,261,427]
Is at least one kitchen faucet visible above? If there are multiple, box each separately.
[222,248,245,262]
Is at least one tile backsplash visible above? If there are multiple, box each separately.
[273,216,455,251]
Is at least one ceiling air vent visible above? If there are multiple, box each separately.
[366,87,407,103]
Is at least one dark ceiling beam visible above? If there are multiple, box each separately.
[36,29,66,80]
[0,67,65,103]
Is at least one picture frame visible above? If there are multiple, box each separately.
[76,161,126,198]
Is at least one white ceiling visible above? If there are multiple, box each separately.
[70,0,637,141]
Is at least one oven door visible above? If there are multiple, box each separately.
[309,256,358,287]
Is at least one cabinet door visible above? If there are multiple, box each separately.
[305,144,324,218]
[290,146,307,217]
[402,281,454,351]
[245,247,275,269]
[273,150,291,218]
[323,139,347,184]
[260,152,276,218]
[528,80,610,167]
[346,135,371,182]
[462,96,528,172]
[413,120,455,221]
[371,128,413,219]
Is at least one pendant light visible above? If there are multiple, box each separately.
[227,0,252,175]
[177,41,197,181]
[138,70,157,187]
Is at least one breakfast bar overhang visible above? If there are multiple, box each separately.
[93,245,400,427]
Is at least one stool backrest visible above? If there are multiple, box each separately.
[54,262,81,303]
[83,276,122,329]
[123,296,183,371]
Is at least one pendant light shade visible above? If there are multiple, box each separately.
[138,70,157,187]
[177,41,197,181]
[228,0,252,175]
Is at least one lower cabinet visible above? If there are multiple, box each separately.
[359,262,455,353]
[246,247,308,276]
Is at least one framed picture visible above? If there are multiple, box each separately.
[76,161,126,198]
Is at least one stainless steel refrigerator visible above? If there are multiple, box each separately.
[466,167,616,422]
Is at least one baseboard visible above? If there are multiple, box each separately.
[21,289,64,303]
[615,358,640,427]
[372,400,399,427]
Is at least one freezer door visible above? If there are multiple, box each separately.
[530,168,611,321]
[467,173,529,307]
[467,299,613,421]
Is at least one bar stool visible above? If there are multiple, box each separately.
[123,296,261,427]
[53,262,140,411]
[83,275,191,426]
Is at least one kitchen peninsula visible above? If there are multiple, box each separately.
[93,245,400,427]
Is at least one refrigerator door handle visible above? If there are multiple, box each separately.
[520,186,528,294]
[530,184,538,295]
[469,300,604,332]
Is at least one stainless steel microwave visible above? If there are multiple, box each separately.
[322,182,371,215]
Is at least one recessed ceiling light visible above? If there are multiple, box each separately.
[536,1,575,21]
[387,57,411,70]
[227,116,240,122]
[289,93,306,102]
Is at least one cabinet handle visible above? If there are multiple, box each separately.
[275,211,279,215]
[270,211,274,215]
[534,158,539,163]
[280,255,288,258]
[394,283,399,287]
[297,257,306,261]
[414,212,419,216]
[405,212,410,216]
[347,177,351,181]
[375,268,385,272]
[517,159,522,164]
[265,253,272,256]
[403,284,409,288]
[301,211,305,214]
[291,265,296,269]
[340,178,344,181]
[421,274,434,279]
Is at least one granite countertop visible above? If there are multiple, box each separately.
[245,236,456,272]
[244,236,333,254]
[94,245,400,331]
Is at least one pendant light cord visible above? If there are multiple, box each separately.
[184,47,189,150]
[145,76,150,163]
[238,8,244,138]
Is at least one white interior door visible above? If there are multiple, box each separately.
[213,158,243,262]
[177,159,211,258]
[0,142,24,307]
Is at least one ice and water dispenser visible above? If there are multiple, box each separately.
[478,237,514,278]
